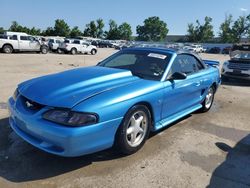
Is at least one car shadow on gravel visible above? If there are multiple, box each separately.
[221,78,250,87]
[0,114,191,183]
[0,117,126,182]
[207,134,250,188]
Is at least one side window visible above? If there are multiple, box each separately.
[10,35,18,40]
[170,54,203,75]
[73,40,80,44]
[28,36,35,41]
[20,36,29,41]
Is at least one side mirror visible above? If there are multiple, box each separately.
[168,72,187,80]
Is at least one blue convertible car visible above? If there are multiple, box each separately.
[8,48,220,157]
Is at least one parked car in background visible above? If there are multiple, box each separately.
[58,39,97,55]
[207,47,221,54]
[183,44,205,53]
[48,37,64,52]
[8,48,220,157]
[222,44,250,80]
[222,46,232,54]
[97,40,114,48]
[0,32,49,54]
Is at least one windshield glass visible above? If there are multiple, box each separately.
[99,50,172,81]
[231,50,250,60]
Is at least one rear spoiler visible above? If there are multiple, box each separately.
[203,60,220,67]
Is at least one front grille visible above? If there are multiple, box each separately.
[20,95,45,112]
[228,61,250,71]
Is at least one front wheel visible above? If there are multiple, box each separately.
[71,48,77,55]
[115,105,151,155]
[91,49,97,55]
[200,86,215,112]
[40,46,48,54]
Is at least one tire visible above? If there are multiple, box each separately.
[57,48,63,54]
[71,48,77,55]
[91,49,97,55]
[3,44,13,54]
[40,46,48,54]
[115,105,151,155]
[200,86,215,112]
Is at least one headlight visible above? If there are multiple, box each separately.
[13,88,20,101]
[43,109,98,127]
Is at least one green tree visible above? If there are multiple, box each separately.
[29,27,41,35]
[118,22,132,40]
[9,21,20,32]
[9,21,41,35]
[105,19,120,40]
[42,27,55,36]
[53,19,70,37]
[136,16,168,41]
[96,18,105,38]
[70,26,82,37]
[232,15,250,42]
[219,15,234,43]
[187,16,214,42]
[247,15,250,39]
[84,21,97,37]
[0,27,4,34]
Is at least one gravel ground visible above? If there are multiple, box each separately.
[0,49,249,188]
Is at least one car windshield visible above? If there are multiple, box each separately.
[231,51,250,60]
[99,50,172,81]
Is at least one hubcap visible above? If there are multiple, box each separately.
[5,47,10,53]
[126,111,148,147]
[205,88,214,109]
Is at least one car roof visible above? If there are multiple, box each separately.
[122,47,198,56]
[122,47,205,67]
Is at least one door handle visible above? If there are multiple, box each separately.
[195,81,201,86]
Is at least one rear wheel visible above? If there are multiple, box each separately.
[115,105,151,155]
[3,44,13,54]
[200,86,215,112]
[71,48,77,55]
[57,48,63,54]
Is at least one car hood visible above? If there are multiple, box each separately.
[18,66,139,108]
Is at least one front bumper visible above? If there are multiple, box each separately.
[8,97,122,157]
[221,65,250,80]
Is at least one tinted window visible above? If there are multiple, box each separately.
[20,36,29,41]
[49,39,54,43]
[56,40,61,43]
[0,35,8,39]
[10,35,17,40]
[28,36,36,41]
[170,54,203,75]
[73,40,80,44]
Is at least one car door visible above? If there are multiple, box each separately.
[28,36,40,51]
[19,36,31,50]
[82,43,90,53]
[161,54,204,120]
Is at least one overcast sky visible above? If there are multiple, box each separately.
[1,0,250,36]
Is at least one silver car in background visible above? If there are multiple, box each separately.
[222,44,250,80]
